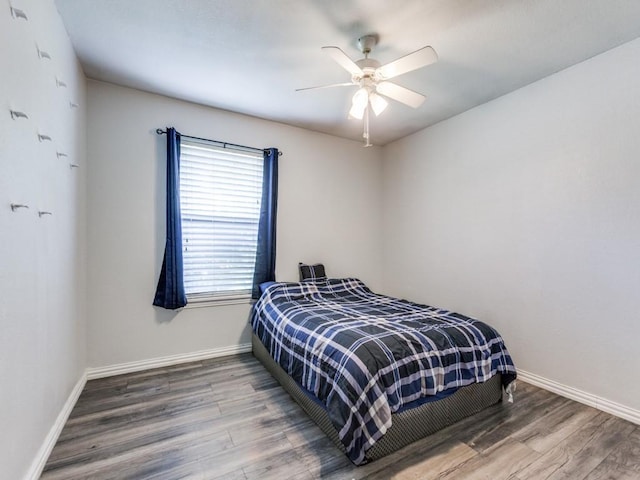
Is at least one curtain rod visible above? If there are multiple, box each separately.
[155,129,282,156]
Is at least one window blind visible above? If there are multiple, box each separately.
[179,138,263,298]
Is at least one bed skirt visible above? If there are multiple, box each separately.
[251,333,503,463]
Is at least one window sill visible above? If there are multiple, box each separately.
[185,294,253,309]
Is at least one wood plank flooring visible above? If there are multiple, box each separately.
[41,354,639,479]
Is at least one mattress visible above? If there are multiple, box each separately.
[252,333,503,463]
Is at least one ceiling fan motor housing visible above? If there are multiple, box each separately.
[356,35,383,83]
[354,58,382,84]
[356,58,381,70]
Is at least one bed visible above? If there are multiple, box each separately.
[250,277,517,465]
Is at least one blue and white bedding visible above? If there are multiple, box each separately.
[250,278,517,465]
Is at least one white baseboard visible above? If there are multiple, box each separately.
[86,343,253,380]
[517,369,640,426]
[24,372,87,480]
[26,344,253,478]
[24,355,637,479]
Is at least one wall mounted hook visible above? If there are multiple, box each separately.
[69,102,79,109]
[37,46,51,60]
[10,203,29,212]
[10,110,28,120]
[38,211,52,217]
[70,164,79,169]
[55,77,67,88]
[56,152,68,158]
[38,133,52,142]
[10,7,28,20]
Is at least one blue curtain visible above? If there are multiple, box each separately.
[252,148,279,298]
[153,127,187,309]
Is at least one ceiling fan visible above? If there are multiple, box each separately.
[297,34,438,146]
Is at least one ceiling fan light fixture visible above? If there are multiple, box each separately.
[352,87,368,108]
[349,102,366,120]
[349,87,369,119]
[369,92,388,116]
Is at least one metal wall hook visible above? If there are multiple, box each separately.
[10,203,29,212]
[38,211,52,217]
[56,152,68,158]
[69,102,79,109]
[69,164,79,169]
[10,110,28,120]
[55,77,67,88]
[37,46,51,60]
[38,133,52,142]
[10,7,28,20]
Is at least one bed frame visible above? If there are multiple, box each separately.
[252,333,503,463]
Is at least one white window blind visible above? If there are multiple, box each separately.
[179,138,263,299]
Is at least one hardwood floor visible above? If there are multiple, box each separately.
[41,354,639,479]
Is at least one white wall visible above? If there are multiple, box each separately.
[0,1,87,479]
[86,80,382,368]
[382,38,640,412]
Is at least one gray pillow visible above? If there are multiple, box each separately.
[298,263,327,281]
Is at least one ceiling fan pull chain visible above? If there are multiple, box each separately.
[363,105,372,147]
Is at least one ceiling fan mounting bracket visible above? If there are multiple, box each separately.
[358,34,379,56]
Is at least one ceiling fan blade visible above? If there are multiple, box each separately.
[295,82,354,92]
[322,46,363,76]
[376,46,438,80]
[376,82,426,108]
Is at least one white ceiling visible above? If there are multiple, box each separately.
[55,0,640,145]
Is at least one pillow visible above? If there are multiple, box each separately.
[259,281,276,294]
[298,262,327,281]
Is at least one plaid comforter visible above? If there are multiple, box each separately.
[250,278,517,465]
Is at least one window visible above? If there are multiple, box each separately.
[179,138,263,302]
